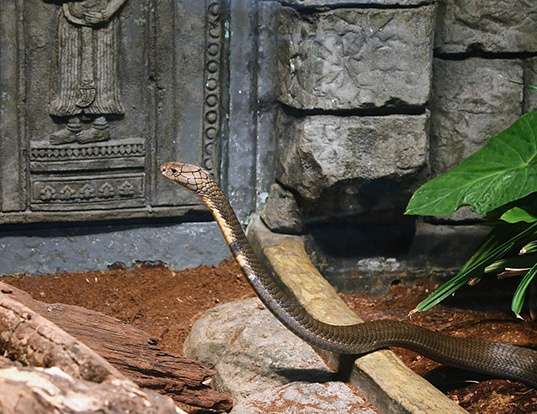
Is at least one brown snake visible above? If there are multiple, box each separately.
[161,161,537,387]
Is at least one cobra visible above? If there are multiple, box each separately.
[161,161,537,387]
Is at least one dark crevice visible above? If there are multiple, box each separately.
[276,0,434,13]
[279,101,428,118]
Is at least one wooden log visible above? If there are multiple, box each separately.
[0,365,183,414]
[0,287,122,382]
[0,286,185,413]
[0,282,233,412]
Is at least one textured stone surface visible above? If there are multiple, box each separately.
[278,6,434,110]
[0,222,229,276]
[230,382,376,414]
[524,58,537,113]
[260,183,304,234]
[430,58,523,175]
[256,2,281,212]
[227,0,260,222]
[183,298,329,400]
[281,0,433,6]
[276,114,428,215]
[435,0,537,53]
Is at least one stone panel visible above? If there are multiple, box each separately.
[278,5,435,110]
[430,58,523,174]
[0,0,227,224]
[277,114,429,215]
[435,0,537,53]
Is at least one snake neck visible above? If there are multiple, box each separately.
[201,187,350,350]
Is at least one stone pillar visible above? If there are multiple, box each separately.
[258,1,437,288]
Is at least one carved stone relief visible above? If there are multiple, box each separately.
[48,0,128,146]
[0,0,226,223]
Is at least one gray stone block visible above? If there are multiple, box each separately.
[277,114,429,212]
[430,58,523,175]
[0,222,229,276]
[435,0,537,53]
[260,183,305,234]
[278,5,435,110]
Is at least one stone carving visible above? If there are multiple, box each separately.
[202,0,224,175]
[30,139,145,162]
[45,0,128,146]
[32,175,144,205]
[0,0,224,222]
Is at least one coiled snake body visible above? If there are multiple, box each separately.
[161,161,537,387]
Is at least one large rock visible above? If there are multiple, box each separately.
[436,0,537,53]
[276,114,428,214]
[278,6,434,110]
[430,58,523,174]
[183,298,330,400]
[230,382,376,414]
[260,183,305,234]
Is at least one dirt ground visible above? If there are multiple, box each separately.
[4,260,537,414]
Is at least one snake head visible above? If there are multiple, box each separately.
[160,162,214,195]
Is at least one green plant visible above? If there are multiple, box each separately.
[405,112,537,317]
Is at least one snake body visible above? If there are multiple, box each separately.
[161,161,537,387]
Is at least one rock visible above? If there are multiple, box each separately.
[183,298,330,400]
[0,366,183,414]
[260,183,305,234]
[407,221,491,268]
[183,298,265,368]
[276,114,428,215]
[524,58,537,113]
[426,206,483,223]
[430,58,523,175]
[278,6,434,110]
[435,0,537,53]
[230,382,376,414]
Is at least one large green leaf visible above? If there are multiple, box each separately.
[406,112,537,217]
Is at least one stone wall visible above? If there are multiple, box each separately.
[258,0,537,291]
[2,0,536,279]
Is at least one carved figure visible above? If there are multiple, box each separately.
[46,0,128,145]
